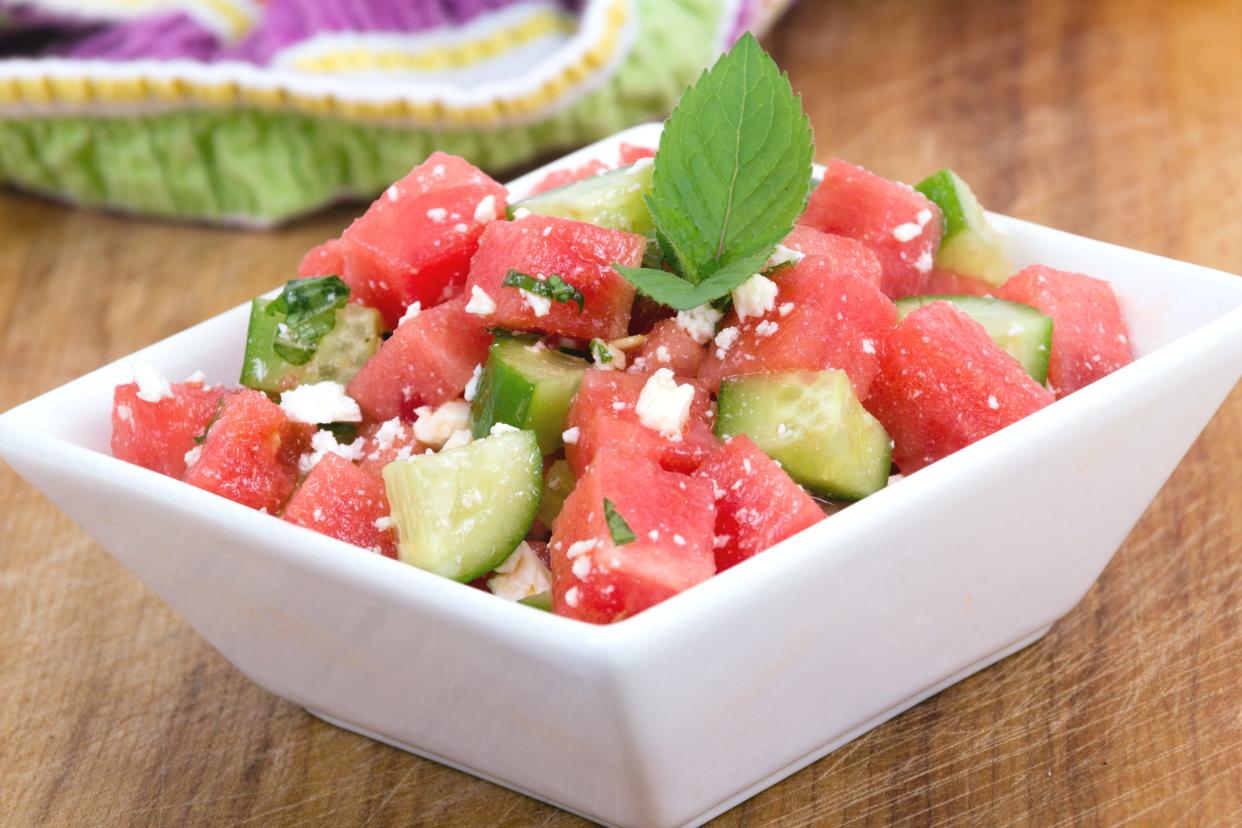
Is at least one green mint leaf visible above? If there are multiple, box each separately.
[320,422,359,444]
[603,498,636,545]
[643,32,813,285]
[193,397,226,446]
[501,270,585,311]
[614,252,771,311]
[589,338,613,364]
[267,276,350,366]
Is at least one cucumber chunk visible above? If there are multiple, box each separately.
[470,337,588,454]
[536,459,575,529]
[915,168,1011,286]
[383,430,543,582]
[519,591,553,611]
[716,370,892,501]
[516,160,654,234]
[240,301,382,393]
[895,295,1053,385]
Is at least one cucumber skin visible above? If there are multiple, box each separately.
[536,459,575,529]
[519,591,553,611]
[240,300,382,394]
[915,168,1011,286]
[517,161,654,234]
[895,295,1052,385]
[715,371,892,502]
[383,431,543,583]
[470,338,587,454]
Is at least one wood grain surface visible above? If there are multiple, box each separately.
[2,0,1241,824]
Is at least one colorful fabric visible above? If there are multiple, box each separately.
[0,0,794,225]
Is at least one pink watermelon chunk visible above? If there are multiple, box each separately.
[925,268,995,297]
[799,159,943,299]
[550,450,716,624]
[694,435,825,572]
[465,215,645,341]
[284,453,396,558]
[563,369,719,476]
[698,254,898,399]
[996,265,1134,397]
[183,389,312,512]
[635,318,706,377]
[355,418,426,478]
[617,143,656,165]
[866,302,1054,472]
[782,225,883,289]
[530,159,610,195]
[111,379,227,478]
[300,152,507,328]
[347,297,492,422]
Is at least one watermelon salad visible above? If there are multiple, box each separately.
[108,37,1134,625]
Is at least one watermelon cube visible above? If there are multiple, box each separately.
[550,450,716,624]
[617,143,656,165]
[347,297,492,422]
[799,159,943,299]
[356,418,426,478]
[563,369,719,476]
[996,265,1134,397]
[464,215,645,341]
[866,302,1055,472]
[782,225,883,289]
[300,152,508,328]
[111,379,227,478]
[924,267,996,297]
[698,254,898,399]
[635,318,706,377]
[183,389,312,513]
[694,435,825,572]
[284,453,396,558]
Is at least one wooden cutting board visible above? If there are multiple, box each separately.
[1,0,1240,823]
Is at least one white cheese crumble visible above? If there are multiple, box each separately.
[520,288,552,317]
[453,223,469,233]
[368,418,406,459]
[185,370,206,385]
[861,338,877,355]
[441,429,474,451]
[385,184,400,202]
[561,426,580,445]
[280,381,362,424]
[298,429,366,474]
[489,423,520,436]
[655,345,671,364]
[374,515,393,532]
[473,194,497,224]
[564,586,580,608]
[133,363,173,403]
[915,250,934,274]
[511,207,531,220]
[892,222,923,243]
[566,538,598,558]
[463,363,483,402]
[571,554,592,580]
[397,301,422,328]
[675,304,723,345]
[672,534,686,547]
[987,394,1000,410]
[635,368,694,439]
[464,285,497,316]
[732,274,779,321]
[183,445,201,468]
[768,244,805,268]
[755,320,780,338]
[116,404,134,425]
[488,541,553,601]
[713,326,740,359]
[413,399,472,448]
[778,302,795,317]
[425,207,447,223]
[648,529,660,541]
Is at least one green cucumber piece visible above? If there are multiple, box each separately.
[516,160,654,234]
[383,430,543,582]
[536,459,575,529]
[915,168,1011,286]
[470,337,588,454]
[518,591,553,611]
[240,301,382,393]
[895,295,1053,385]
[716,370,892,501]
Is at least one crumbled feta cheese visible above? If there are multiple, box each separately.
[915,250,934,274]
[732,274,779,320]
[713,326,740,359]
[892,222,923,242]
[116,404,134,425]
[465,285,497,316]
[473,194,497,224]
[133,363,173,403]
[675,304,723,345]
[655,345,671,364]
[312,508,325,523]
[561,426,580,445]
[648,529,660,541]
[374,515,393,532]
[755,320,780,338]
[441,429,474,451]
[463,363,483,402]
[185,370,206,385]
[571,554,592,579]
[368,418,406,457]
[635,368,694,438]
[488,541,553,601]
[861,338,876,355]
[566,538,598,558]
[183,445,201,468]
[298,429,366,474]
[778,302,795,317]
[520,288,552,317]
[917,208,933,225]
[512,207,531,220]
[413,399,472,448]
[742,457,753,474]
[986,394,1000,410]
[385,184,400,202]
[398,301,422,327]
[672,534,686,546]
[564,586,580,608]
[431,163,445,177]
[280,382,362,425]
[611,401,628,411]
[489,423,520,436]
[768,244,805,268]
[426,207,447,223]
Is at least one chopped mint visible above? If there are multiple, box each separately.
[193,398,226,445]
[320,422,359,444]
[266,276,350,366]
[603,498,636,545]
[501,270,585,311]
[589,339,614,364]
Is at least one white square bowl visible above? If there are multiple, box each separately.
[2,123,1241,828]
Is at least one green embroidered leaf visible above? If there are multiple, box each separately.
[603,498,636,545]
[501,270,585,311]
[618,31,812,308]
[266,275,350,366]
[615,252,771,311]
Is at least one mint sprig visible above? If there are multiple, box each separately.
[266,275,350,366]
[614,33,813,309]
[501,270,585,311]
[603,498,636,545]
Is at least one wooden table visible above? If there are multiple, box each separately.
[2,0,1240,824]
